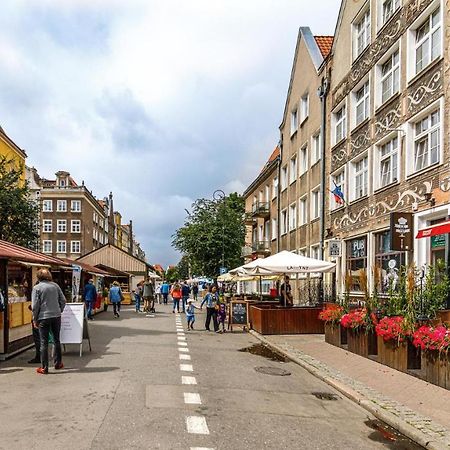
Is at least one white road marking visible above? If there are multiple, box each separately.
[180,364,193,372]
[184,392,202,405]
[186,416,209,435]
[182,376,197,385]
[178,342,188,347]
[178,336,186,341]
[178,347,189,353]
[179,354,191,360]
[190,448,215,450]
[177,332,185,336]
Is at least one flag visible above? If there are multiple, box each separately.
[331,182,345,205]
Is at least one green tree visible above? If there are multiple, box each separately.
[176,255,191,280]
[172,192,245,278]
[0,156,39,248]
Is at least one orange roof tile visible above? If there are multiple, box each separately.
[260,145,280,173]
[314,36,334,58]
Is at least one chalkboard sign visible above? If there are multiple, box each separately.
[228,301,248,330]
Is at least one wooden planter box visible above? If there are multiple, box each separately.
[324,323,347,347]
[377,337,421,372]
[421,351,450,390]
[347,329,377,357]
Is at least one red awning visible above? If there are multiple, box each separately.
[416,221,450,239]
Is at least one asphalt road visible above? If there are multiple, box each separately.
[0,305,419,449]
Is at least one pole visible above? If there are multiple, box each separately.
[259,275,262,301]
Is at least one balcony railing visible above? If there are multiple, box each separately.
[251,201,270,218]
[241,246,253,257]
[252,240,271,254]
[243,213,257,226]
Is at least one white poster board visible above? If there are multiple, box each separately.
[72,265,82,302]
[60,303,84,345]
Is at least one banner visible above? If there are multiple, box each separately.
[72,265,82,302]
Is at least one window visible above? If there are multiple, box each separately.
[289,155,297,184]
[311,188,320,220]
[299,145,308,175]
[354,81,370,126]
[71,200,81,212]
[42,240,52,253]
[331,170,346,209]
[265,185,270,202]
[334,105,346,144]
[71,241,81,254]
[57,200,67,212]
[352,156,368,200]
[290,108,298,135]
[289,203,297,231]
[272,177,278,199]
[59,179,66,187]
[56,240,66,253]
[271,218,278,240]
[310,245,320,260]
[414,8,441,75]
[71,220,81,233]
[375,230,405,292]
[281,209,288,235]
[346,237,368,291]
[43,220,52,233]
[380,50,400,104]
[413,109,440,172]
[281,166,288,190]
[354,9,371,58]
[311,132,321,165]
[299,197,308,225]
[381,0,400,26]
[258,190,263,203]
[300,94,309,123]
[57,220,67,233]
[42,200,53,212]
[378,136,399,188]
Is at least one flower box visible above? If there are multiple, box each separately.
[347,329,377,357]
[377,336,421,372]
[421,351,450,390]
[324,323,347,347]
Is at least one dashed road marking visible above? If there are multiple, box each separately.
[184,392,202,405]
[179,354,191,360]
[182,376,197,385]
[178,342,188,347]
[186,416,209,435]
[177,332,185,336]
[180,364,193,372]
[178,347,189,353]
[178,336,187,341]
[190,448,215,450]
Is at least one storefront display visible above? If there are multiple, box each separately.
[346,237,367,291]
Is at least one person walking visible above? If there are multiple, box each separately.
[181,281,191,313]
[155,283,161,304]
[134,284,142,313]
[192,283,199,301]
[83,279,97,321]
[280,275,293,307]
[186,300,200,330]
[161,281,169,305]
[201,286,219,332]
[31,269,66,375]
[28,304,41,364]
[217,302,227,333]
[142,277,155,313]
[109,281,123,318]
[170,281,182,313]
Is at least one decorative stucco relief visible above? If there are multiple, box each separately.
[350,123,371,158]
[331,144,347,172]
[374,101,402,140]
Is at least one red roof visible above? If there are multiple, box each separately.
[260,145,280,172]
[314,36,334,58]
[0,240,71,266]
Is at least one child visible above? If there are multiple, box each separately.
[186,300,200,330]
[217,302,227,333]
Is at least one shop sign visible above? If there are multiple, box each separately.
[350,238,366,258]
[431,234,446,249]
[390,212,413,251]
[329,240,342,257]
[219,267,228,275]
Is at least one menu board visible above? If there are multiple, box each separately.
[60,303,85,344]
[229,301,248,327]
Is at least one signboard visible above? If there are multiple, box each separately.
[431,234,446,248]
[72,265,82,302]
[390,212,413,251]
[350,238,366,258]
[228,301,249,331]
[60,303,91,356]
[219,267,228,275]
[329,240,342,257]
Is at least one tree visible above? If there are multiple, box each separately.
[176,255,191,280]
[172,192,245,278]
[165,266,179,283]
[0,156,39,248]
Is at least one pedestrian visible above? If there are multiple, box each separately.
[170,281,182,313]
[161,281,169,304]
[186,300,200,330]
[192,283,199,301]
[27,304,41,364]
[31,268,66,375]
[134,284,142,313]
[155,283,162,304]
[201,286,219,332]
[109,281,123,318]
[142,277,155,313]
[217,302,227,333]
[280,275,293,307]
[181,281,190,313]
[83,279,97,320]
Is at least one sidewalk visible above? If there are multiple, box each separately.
[250,331,450,450]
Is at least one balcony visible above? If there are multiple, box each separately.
[241,246,253,258]
[243,213,257,226]
[252,240,271,255]
[251,201,270,219]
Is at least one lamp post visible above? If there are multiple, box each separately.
[213,190,226,273]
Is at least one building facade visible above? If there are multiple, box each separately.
[0,126,26,181]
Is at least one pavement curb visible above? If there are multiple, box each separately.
[249,330,450,450]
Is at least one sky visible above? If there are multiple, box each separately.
[0,0,340,267]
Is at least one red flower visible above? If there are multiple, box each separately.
[340,309,366,330]
[318,305,343,325]
[412,325,450,353]
[375,316,410,343]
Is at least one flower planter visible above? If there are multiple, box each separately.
[421,351,450,390]
[347,329,377,357]
[377,337,421,372]
[324,323,347,347]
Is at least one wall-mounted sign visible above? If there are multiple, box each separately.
[329,240,342,257]
[390,212,413,251]
[350,238,366,258]
[431,234,446,249]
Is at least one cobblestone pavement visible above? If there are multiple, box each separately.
[251,332,450,450]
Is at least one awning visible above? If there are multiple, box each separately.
[416,220,450,239]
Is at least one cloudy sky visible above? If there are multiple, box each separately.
[0,0,340,267]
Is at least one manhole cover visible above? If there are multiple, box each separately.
[255,366,291,376]
[312,392,339,401]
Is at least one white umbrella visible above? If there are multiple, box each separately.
[147,271,162,280]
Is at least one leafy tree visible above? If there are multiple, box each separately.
[0,156,39,248]
[165,266,179,283]
[176,255,191,281]
[172,192,245,278]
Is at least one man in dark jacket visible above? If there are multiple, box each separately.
[84,279,97,320]
[181,281,191,313]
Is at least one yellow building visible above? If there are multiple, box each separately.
[114,211,123,249]
[0,126,26,180]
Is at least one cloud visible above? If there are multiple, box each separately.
[0,0,340,266]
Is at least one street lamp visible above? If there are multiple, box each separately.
[213,190,226,273]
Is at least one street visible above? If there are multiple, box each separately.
[0,306,420,450]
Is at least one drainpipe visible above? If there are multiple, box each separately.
[277,136,283,253]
